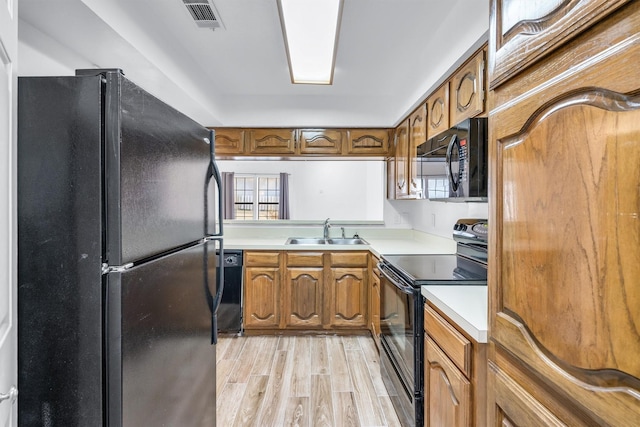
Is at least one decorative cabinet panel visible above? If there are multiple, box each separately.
[386,157,395,200]
[244,267,281,329]
[425,338,471,427]
[489,0,630,88]
[408,105,426,198]
[369,256,381,349]
[488,2,640,424]
[424,302,487,427]
[393,119,409,199]
[298,129,343,155]
[426,83,450,139]
[212,128,245,155]
[450,49,485,126]
[329,267,367,328]
[284,267,324,328]
[247,128,296,155]
[346,129,390,156]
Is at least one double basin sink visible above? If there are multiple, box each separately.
[286,237,369,245]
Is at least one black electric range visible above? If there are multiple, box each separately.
[378,219,488,427]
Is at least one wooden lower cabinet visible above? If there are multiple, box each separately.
[369,256,381,349]
[244,266,281,329]
[244,250,369,332]
[425,338,471,427]
[329,267,367,328]
[424,302,487,427]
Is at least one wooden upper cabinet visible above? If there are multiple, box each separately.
[298,129,343,155]
[426,83,450,139]
[450,49,485,126]
[489,2,640,424]
[247,128,296,155]
[489,0,630,88]
[393,119,409,199]
[212,128,245,155]
[345,129,390,156]
[408,105,426,198]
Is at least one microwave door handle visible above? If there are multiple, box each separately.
[446,135,459,192]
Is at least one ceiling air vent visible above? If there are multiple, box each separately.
[182,0,224,30]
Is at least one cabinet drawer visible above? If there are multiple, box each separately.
[424,304,471,377]
[330,251,368,267]
[287,252,324,267]
[245,251,281,267]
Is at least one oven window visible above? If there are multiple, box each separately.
[380,273,415,388]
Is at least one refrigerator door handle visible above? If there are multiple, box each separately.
[205,238,224,344]
[206,129,224,237]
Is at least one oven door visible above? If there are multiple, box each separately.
[378,262,423,426]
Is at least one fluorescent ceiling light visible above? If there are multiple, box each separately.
[278,0,343,85]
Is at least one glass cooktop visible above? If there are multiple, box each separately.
[381,254,487,286]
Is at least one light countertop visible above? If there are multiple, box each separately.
[421,285,488,343]
[223,227,457,256]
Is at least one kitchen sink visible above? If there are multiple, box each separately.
[285,237,369,245]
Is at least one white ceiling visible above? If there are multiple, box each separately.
[17,0,489,128]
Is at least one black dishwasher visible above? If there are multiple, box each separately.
[217,249,243,334]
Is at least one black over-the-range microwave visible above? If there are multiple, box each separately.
[415,117,488,202]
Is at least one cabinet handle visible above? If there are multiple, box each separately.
[429,362,459,406]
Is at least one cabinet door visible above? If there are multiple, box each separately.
[298,129,343,155]
[450,50,485,126]
[213,128,245,155]
[489,3,640,424]
[345,129,390,155]
[370,266,381,347]
[329,267,367,328]
[425,338,471,427]
[243,267,280,329]
[247,129,296,155]
[426,83,450,139]
[386,157,396,200]
[408,105,426,198]
[284,267,324,328]
[394,119,409,199]
[489,0,629,88]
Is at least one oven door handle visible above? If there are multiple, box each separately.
[378,264,416,295]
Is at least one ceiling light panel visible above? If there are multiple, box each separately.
[278,0,343,85]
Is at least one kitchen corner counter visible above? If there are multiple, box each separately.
[223,227,457,256]
[421,285,488,343]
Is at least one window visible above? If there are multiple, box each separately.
[234,175,281,220]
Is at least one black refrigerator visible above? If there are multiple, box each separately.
[17,69,224,426]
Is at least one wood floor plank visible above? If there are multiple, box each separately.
[290,336,311,397]
[216,358,236,399]
[283,396,310,427]
[345,349,386,426]
[227,336,262,384]
[222,336,246,361]
[327,336,353,392]
[216,382,246,426]
[216,337,231,363]
[256,350,290,427]
[378,395,403,427]
[334,392,361,427]
[311,374,335,427]
[342,335,362,351]
[233,375,269,427]
[251,336,279,376]
[217,335,400,427]
[310,336,329,375]
[357,335,387,396]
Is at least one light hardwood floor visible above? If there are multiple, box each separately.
[216,335,402,427]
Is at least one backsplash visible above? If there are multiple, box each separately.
[385,199,488,239]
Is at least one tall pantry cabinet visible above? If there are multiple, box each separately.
[487,0,640,425]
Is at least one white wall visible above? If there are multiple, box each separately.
[217,160,384,221]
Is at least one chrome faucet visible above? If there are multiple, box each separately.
[323,218,331,239]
